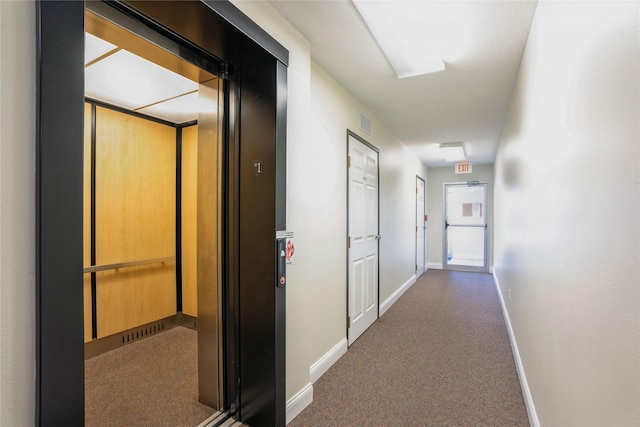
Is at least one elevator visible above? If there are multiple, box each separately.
[82,8,225,424]
[36,1,287,425]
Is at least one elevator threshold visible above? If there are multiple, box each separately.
[197,411,245,427]
[85,313,196,359]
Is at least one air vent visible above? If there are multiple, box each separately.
[360,113,371,135]
[85,314,194,359]
[121,321,165,344]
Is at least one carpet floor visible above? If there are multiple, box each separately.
[288,269,529,426]
[85,326,216,427]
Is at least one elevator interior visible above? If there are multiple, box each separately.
[83,8,223,424]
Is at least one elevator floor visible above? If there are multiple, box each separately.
[85,326,215,427]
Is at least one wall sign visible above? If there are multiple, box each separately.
[455,161,472,174]
[285,231,295,265]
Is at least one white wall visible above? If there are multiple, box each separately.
[0,1,36,426]
[231,0,428,416]
[427,164,493,269]
[493,2,639,426]
[310,62,429,313]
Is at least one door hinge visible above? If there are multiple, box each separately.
[347,156,351,168]
[347,316,351,328]
[348,236,351,248]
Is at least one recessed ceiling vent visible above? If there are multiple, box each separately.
[360,113,371,135]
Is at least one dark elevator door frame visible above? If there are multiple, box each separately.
[36,1,287,425]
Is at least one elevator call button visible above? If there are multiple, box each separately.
[277,238,287,288]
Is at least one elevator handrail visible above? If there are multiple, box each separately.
[83,256,176,274]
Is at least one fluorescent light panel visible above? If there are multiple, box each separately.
[86,49,198,112]
[353,1,470,79]
[85,33,117,64]
[85,33,201,123]
[439,142,466,162]
[138,91,208,124]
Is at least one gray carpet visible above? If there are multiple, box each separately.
[85,326,216,427]
[288,269,529,426]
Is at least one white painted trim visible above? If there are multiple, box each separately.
[286,383,313,425]
[288,338,349,424]
[379,274,416,316]
[427,262,443,270]
[310,338,348,384]
[493,272,540,427]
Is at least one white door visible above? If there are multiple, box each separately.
[348,134,379,346]
[416,177,425,276]
[443,182,489,272]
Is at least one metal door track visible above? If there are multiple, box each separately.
[197,411,245,427]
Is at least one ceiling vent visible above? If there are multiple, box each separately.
[360,113,371,135]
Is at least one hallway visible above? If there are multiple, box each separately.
[1,1,638,425]
[289,270,528,426]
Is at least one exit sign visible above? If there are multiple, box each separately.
[455,161,472,174]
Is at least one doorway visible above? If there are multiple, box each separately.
[347,131,380,346]
[416,176,426,276]
[443,182,489,272]
[37,1,287,425]
[82,9,223,425]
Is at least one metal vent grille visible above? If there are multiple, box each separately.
[121,321,165,344]
[360,113,371,135]
[85,314,195,359]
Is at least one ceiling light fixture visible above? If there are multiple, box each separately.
[352,1,470,79]
[85,33,117,64]
[439,142,466,162]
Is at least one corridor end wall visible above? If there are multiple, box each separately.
[427,164,494,270]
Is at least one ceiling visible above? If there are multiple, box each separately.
[85,32,202,124]
[85,31,207,124]
[268,0,538,167]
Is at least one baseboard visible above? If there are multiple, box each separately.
[379,274,417,316]
[286,383,313,425]
[493,272,540,427]
[427,262,443,270]
[310,338,348,383]
[288,338,349,424]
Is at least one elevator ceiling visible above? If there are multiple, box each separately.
[85,10,217,125]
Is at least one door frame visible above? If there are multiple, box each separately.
[416,176,426,276]
[36,1,287,425]
[442,181,490,273]
[346,130,380,346]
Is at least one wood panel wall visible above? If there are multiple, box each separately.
[181,125,198,317]
[94,106,177,338]
[83,104,218,341]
